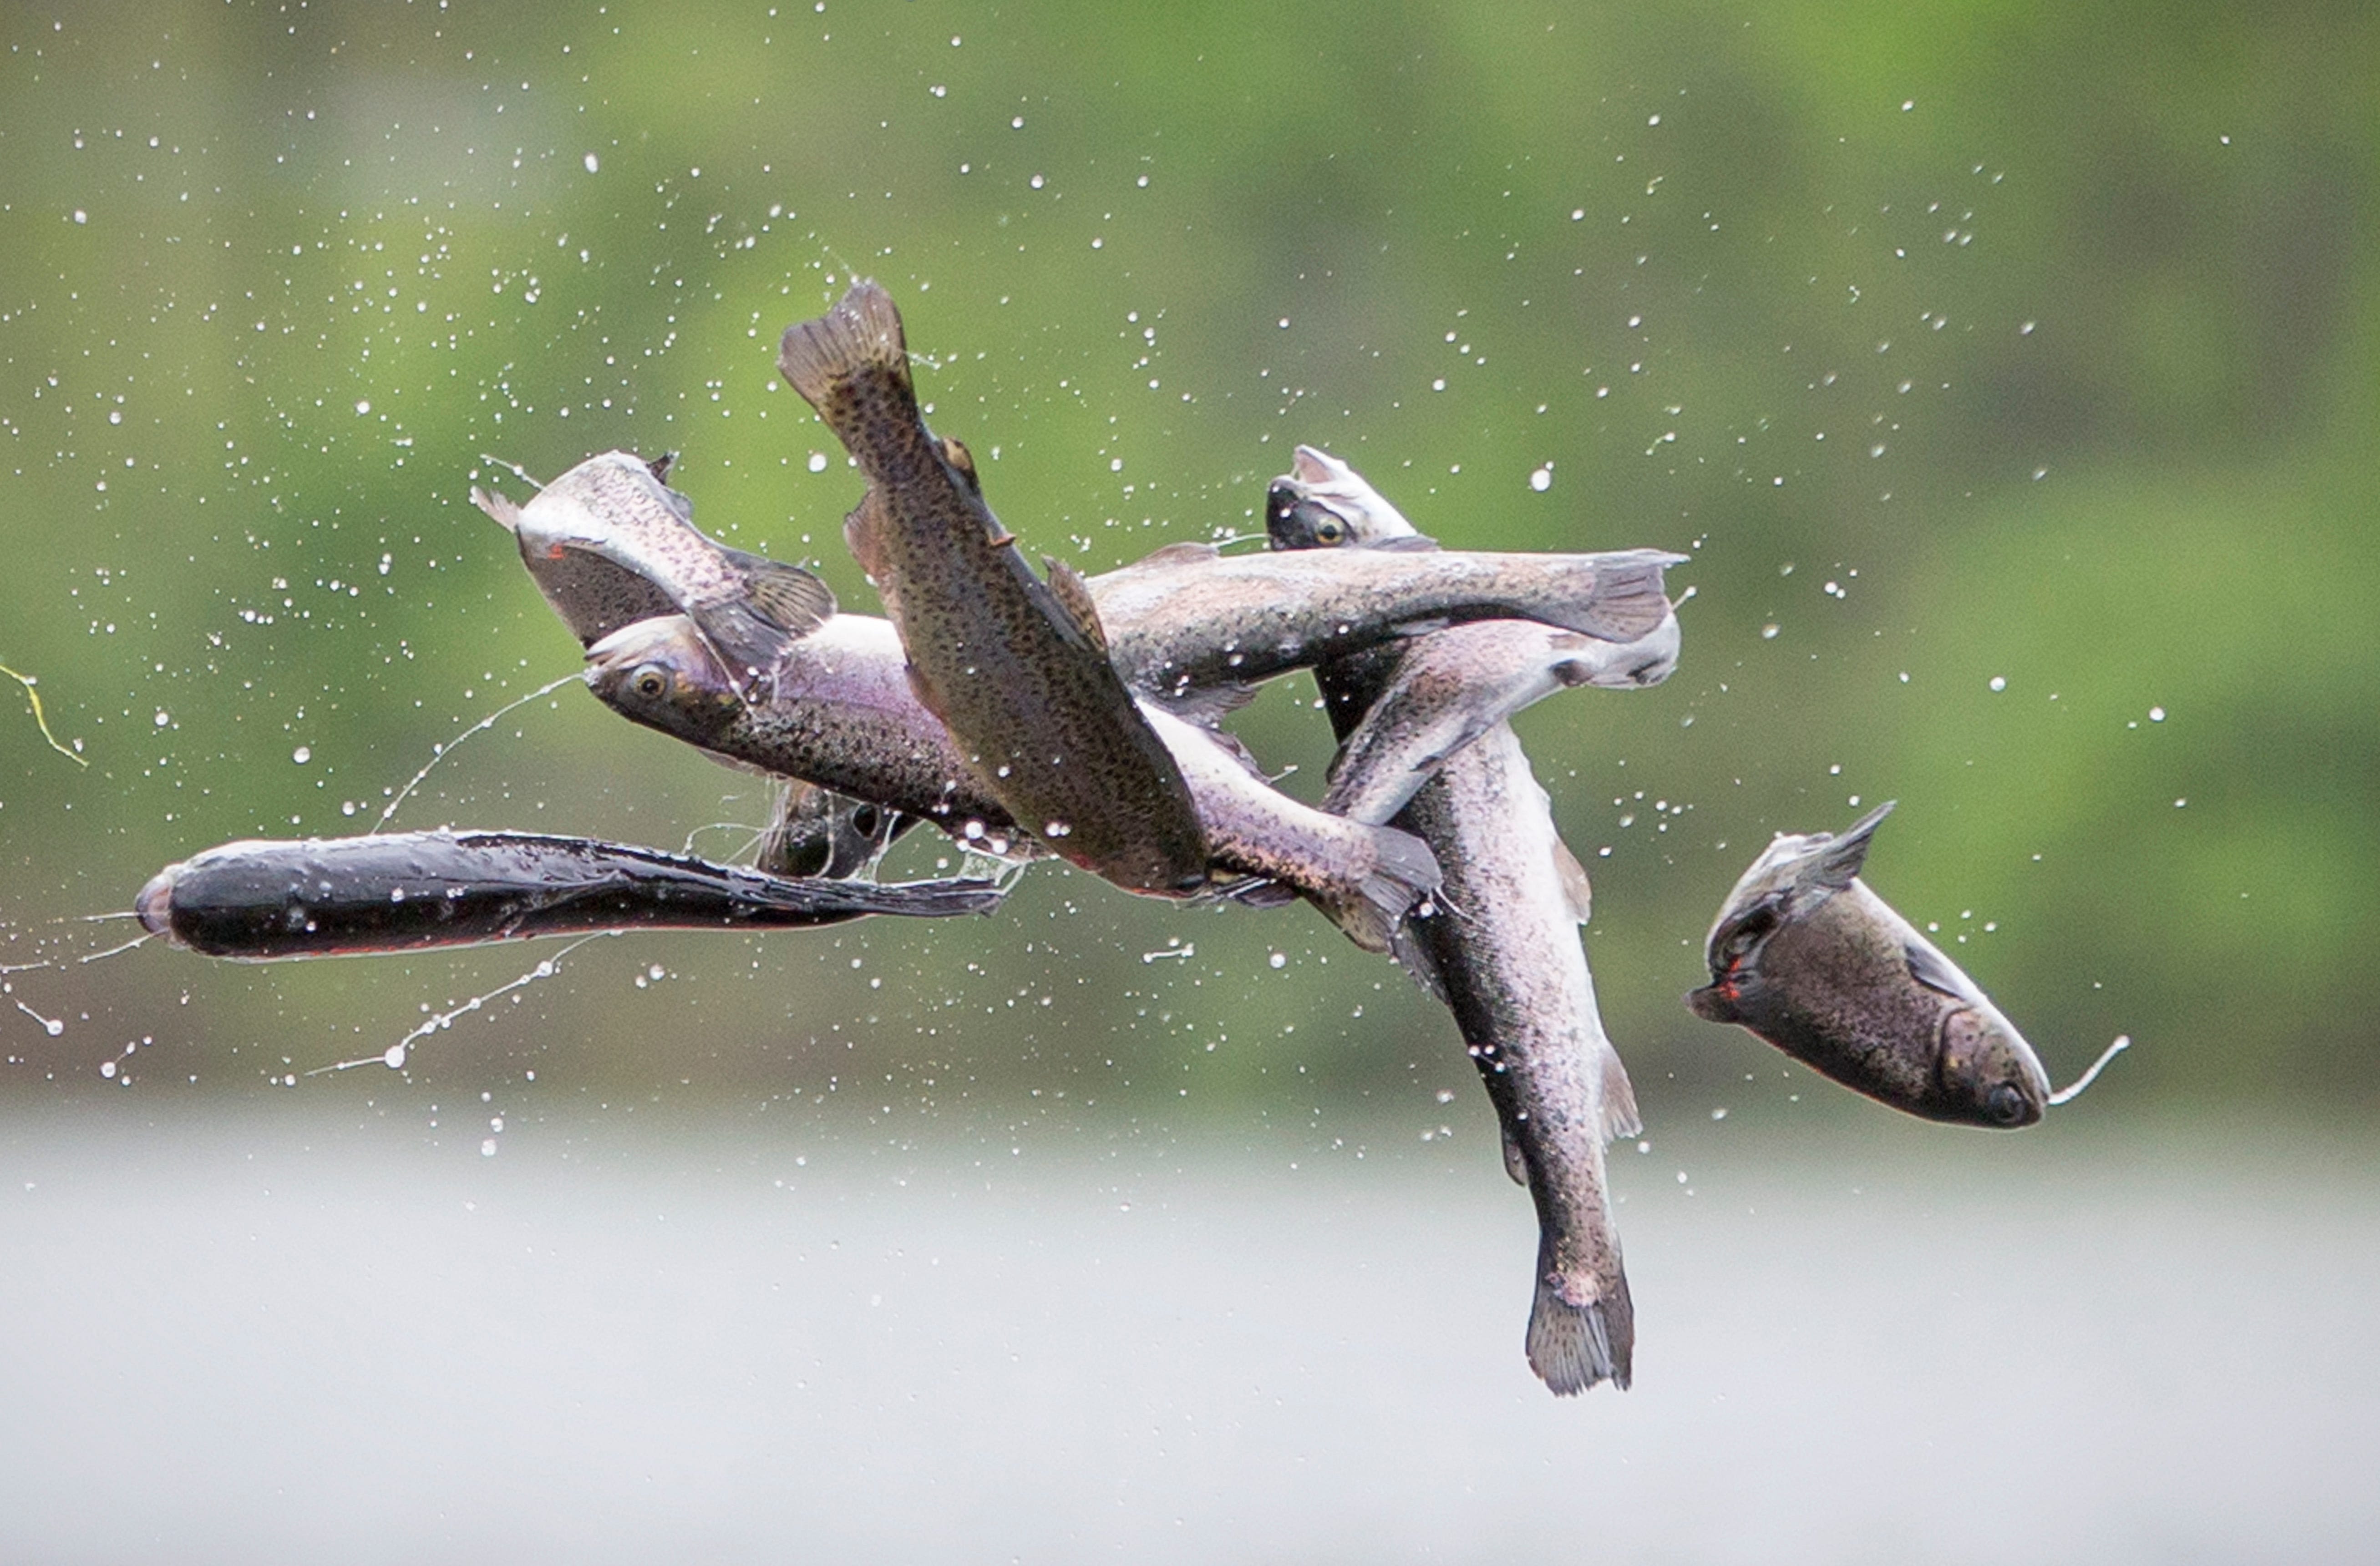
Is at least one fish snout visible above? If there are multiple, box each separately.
[136,866,181,937]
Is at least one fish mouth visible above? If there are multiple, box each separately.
[135,867,180,937]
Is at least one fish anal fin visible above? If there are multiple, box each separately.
[1044,557,1110,655]
[843,490,893,582]
[778,279,911,409]
[1553,834,1595,925]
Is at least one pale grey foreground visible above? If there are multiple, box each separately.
[1,1101,2372,1564]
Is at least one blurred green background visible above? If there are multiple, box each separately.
[1,0,2372,1130]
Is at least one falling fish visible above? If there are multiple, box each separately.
[1269,444,1648,1395]
[1687,802,2124,1126]
[136,829,1002,961]
[779,280,1210,895]
[585,613,1440,953]
[473,449,836,692]
[756,779,913,880]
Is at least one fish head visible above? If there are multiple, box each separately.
[760,780,906,880]
[1265,446,1421,548]
[1934,1004,2051,1128]
[584,615,743,746]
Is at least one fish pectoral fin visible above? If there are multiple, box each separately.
[842,490,893,582]
[469,485,523,532]
[1115,540,1220,571]
[1553,835,1595,924]
[1902,934,1973,1000]
[1043,557,1111,655]
[778,278,912,410]
[738,557,837,636]
[1813,800,1896,889]
[938,435,983,495]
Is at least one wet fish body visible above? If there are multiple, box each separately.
[1091,540,1684,708]
[137,830,1001,961]
[588,614,1439,953]
[778,282,1208,894]
[1271,444,1645,1394]
[756,779,913,880]
[474,450,835,687]
[1686,802,2053,1128]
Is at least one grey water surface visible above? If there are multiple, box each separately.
[1,1100,2371,1563]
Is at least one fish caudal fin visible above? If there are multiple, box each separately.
[469,485,523,532]
[1317,824,1442,954]
[777,279,912,413]
[1575,551,1689,644]
[1527,1251,1634,1395]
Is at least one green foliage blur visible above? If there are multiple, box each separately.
[1,0,2372,1126]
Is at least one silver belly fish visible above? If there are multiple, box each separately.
[585,614,1439,954]
[1269,444,1646,1395]
[473,450,835,692]
[1686,802,2056,1128]
[136,829,1002,961]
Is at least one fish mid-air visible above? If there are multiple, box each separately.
[1268,443,1653,1395]
[584,613,1441,954]
[472,450,836,694]
[777,280,1210,896]
[1687,802,2058,1128]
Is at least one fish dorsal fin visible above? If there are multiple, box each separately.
[643,450,678,484]
[735,554,837,635]
[1365,533,1441,554]
[1150,679,1259,728]
[939,435,983,495]
[1903,936,1972,1001]
[842,490,893,582]
[1600,1047,1644,1143]
[778,278,911,409]
[1044,557,1109,654]
[1116,540,1219,572]
[469,485,523,533]
[1552,835,1595,925]
[1811,799,1895,890]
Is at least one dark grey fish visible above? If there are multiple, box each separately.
[585,614,1439,953]
[755,780,912,880]
[136,829,1002,961]
[1685,802,2055,1128]
[778,281,1209,895]
[1269,444,1645,1395]
[472,449,836,690]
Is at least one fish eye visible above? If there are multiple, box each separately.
[1717,904,1778,966]
[630,663,669,699]
[1985,1083,2029,1125]
[1313,515,1346,544]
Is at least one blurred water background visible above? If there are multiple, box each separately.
[1,1,2374,1558]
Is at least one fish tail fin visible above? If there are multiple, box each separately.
[777,279,912,416]
[1574,550,1685,644]
[781,876,1007,919]
[1527,1233,1634,1395]
[1317,824,1441,954]
[469,485,523,532]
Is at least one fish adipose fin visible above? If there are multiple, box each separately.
[777,279,912,410]
[1044,557,1111,655]
[1812,799,1895,890]
[939,435,983,495]
[1325,825,1442,955]
[1527,1260,1634,1394]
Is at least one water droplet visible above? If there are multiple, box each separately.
[583,152,599,173]
[480,1139,498,1157]
[1267,951,1287,970]
[152,710,170,727]
[291,745,311,764]
[384,1044,407,1069]
[354,400,370,416]
[1989,675,2007,692]
[2148,706,2166,722]
[1528,465,1553,492]
[1760,623,1780,639]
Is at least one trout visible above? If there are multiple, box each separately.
[472,450,835,690]
[587,614,1440,954]
[1686,802,2055,1128]
[136,829,1002,961]
[777,281,1208,894]
[1270,444,1646,1394]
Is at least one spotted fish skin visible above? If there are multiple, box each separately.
[778,282,1208,896]
[1687,803,2052,1129]
[1269,444,1646,1396]
[584,614,1439,953]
